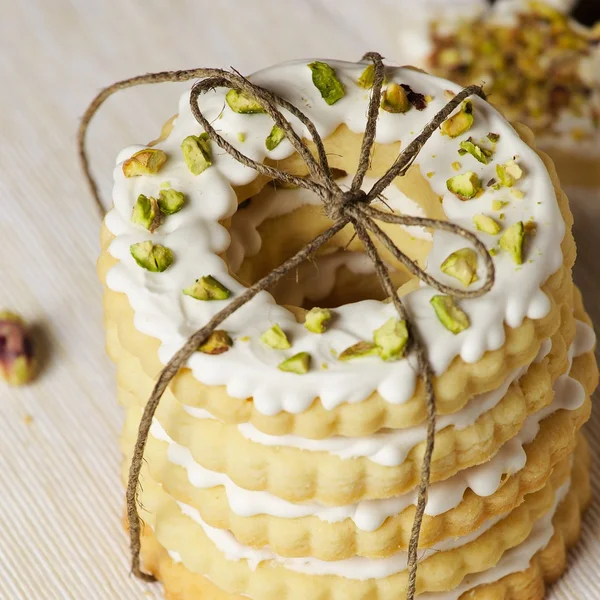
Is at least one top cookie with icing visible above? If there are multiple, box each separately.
[102,59,569,435]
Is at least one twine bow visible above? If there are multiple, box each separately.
[79,52,494,600]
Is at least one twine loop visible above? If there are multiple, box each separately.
[78,52,494,600]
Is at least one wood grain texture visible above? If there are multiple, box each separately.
[0,1,597,598]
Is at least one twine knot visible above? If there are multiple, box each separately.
[78,53,493,598]
[326,188,369,222]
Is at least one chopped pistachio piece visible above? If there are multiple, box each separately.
[308,61,345,105]
[158,188,185,215]
[440,248,479,286]
[260,324,291,349]
[489,247,499,256]
[339,341,381,361]
[440,100,474,138]
[0,312,36,386]
[278,352,311,374]
[122,148,167,178]
[511,189,525,200]
[451,161,461,172]
[381,83,410,113]
[492,200,509,211]
[237,132,246,142]
[373,318,408,361]
[459,138,493,164]
[131,194,161,232]
[181,134,211,176]
[226,89,265,114]
[499,221,525,265]
[183,275,231,301]
[487,132,500,143]
[130,241,173,272]
[265,125,286,151]
[199,330,233,355]
[304,307,332,334]
[496,160,523,188]
[430,295,470,334]
[357,64,375,89]
[473,213,501,235]
[446,171,482,200]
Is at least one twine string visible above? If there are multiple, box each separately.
[78,53,494,599]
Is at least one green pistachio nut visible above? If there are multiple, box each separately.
[198,330,233,355]
[357,64,375,89]
[440,100,474,138]
[440,248,479,286]
[260,324,291,350]
[430,295,470,334]
[131,194,161,232]
[473,213,501,235]
[458,138,493,164]
[130,241,173,272]
[226,89,265,114]
[265,125,286,151]
[158,188,185,215]
[339,341,381,361]
[308,61,345,105]
[278,352,311,374]
[304,307,332,334]
[487,132,500,143]
[122,148,167,178]
[181,134,212,176]
[381,83,410,113]
[183,275,231,301]
[373,318,408,361]
[0,312,36,386]
[446,171,482,200]
[496,160,523,188]
[499,221,525,265]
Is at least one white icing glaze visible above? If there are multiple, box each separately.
[153,323,591,533]
[177,498,506,579]
[105,60,564,416]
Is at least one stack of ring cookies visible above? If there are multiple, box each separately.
[97,58,598,599]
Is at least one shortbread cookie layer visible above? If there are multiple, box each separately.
[132,435,589,600]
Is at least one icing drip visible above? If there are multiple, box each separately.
[177,498,507,579]
[105,60,564,416]
[419,480,571,599]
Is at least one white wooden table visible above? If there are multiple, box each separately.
[1,1,598,598]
